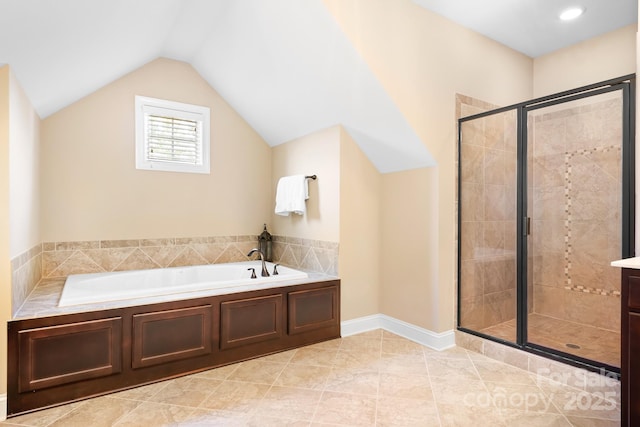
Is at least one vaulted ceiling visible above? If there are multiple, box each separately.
[0,0,636,173]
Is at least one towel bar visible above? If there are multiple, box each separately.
[305,175,317,180]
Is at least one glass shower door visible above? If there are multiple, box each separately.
[458,108,519,343]
[525,88,626,368]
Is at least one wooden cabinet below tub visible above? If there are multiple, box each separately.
[7,279,340,416]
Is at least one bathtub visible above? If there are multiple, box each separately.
[58,261,309,307]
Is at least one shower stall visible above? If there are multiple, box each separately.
[457,75,635,374]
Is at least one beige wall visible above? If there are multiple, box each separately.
[0,66,11,398]
[9,71,40,257]
[324,0,533,332]
[271,126,341,242]
[41,58,272,242]
[534,24,637,98]
[1,66,42,401]
[270,125,381,321]
[380,168,441,328]
[339,127,381,320]
[0,64,43,401]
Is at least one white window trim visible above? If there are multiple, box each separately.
[135,96,211,174]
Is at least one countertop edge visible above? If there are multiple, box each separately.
[611,257,640,269]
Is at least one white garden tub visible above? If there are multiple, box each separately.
[58,261,308,307]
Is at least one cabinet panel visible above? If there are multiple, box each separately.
[288,286,338,335]
[220,294,283,349]
[132,305,212,368]
[18,317,122,393]
[628,312,640,424]
[628,276,640,310]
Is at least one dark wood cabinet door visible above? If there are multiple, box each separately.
[288,286,338,335]
[132,305,213,369]
[628,312,640,425]
[18,317,122,393]
[220,294,283,349]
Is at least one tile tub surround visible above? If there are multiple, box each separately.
[11,234,337,318]
[1,330,621,426]
[10,244,42,317]
[273,235,338,276]
[40,235,338,279]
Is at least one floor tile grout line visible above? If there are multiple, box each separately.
[473,351,586,418]
[529,373,597,423]
[422,345,444,427]
[43,394,146,427]
[371,332,382,426]
[41,394,124,427]
[241,358,286,420]
[269,347,330,424]
[109,398,156,427]
[190,374,226,412]
[309,383,326,424]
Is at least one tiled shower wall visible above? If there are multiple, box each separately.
[530,95,622,331]
[11,235,338,316]
[458,95,518,331]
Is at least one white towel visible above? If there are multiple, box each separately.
[275,175,309,216]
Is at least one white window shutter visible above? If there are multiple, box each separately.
[135,96,210,174]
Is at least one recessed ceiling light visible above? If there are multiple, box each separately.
[559,7,586,21]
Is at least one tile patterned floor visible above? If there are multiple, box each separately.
[481,313,620,367]
[1,330,620,426]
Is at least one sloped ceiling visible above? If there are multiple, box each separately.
[1,0,636,173]
[0,0,435,173]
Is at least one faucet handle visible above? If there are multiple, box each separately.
[273,264,280,275]
[247,268,257,279]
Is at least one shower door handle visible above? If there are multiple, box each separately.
[523,217,531,236]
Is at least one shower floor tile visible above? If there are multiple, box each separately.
[480,313,620,368]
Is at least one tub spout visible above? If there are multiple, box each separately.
[247,248,270,277]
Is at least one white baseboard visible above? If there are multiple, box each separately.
[0,393,6,421]
[341,314,382,337]
[341,314,455,351]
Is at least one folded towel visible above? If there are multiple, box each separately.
[275,175,309,216]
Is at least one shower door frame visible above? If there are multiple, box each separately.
[457,74,636,376]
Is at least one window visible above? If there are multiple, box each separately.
[135,96,210,174]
